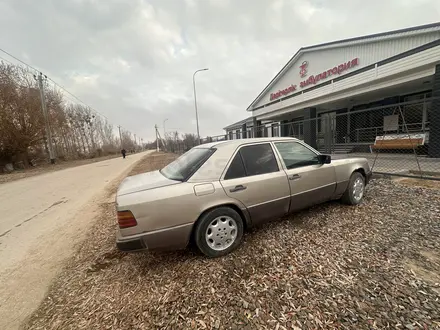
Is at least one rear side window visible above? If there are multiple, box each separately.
[224,143,279,180]
[224,153,246,180]
[240,144,279,176]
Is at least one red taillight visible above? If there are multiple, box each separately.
[117,211,137,229]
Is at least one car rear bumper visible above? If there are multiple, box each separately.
[116,222,193,252]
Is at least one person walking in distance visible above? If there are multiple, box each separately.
[121,148,126,159]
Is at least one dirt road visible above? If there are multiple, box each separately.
[0,151,150,330]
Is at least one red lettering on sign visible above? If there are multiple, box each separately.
[269,84,297,101]
[337,64,345,74]
[270,58,360,100]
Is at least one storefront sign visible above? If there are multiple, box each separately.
[299,61,308,78]
[269,58,360,101]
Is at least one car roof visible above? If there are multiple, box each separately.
[196,137,300,149]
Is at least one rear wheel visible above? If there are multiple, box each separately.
[194,207,244,258]
[341,172,365,205]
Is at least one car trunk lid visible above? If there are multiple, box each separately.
[117,170,180,196]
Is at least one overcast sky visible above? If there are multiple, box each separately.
[1,0,439,141]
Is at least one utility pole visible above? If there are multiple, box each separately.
[88,114,96,152]
[118,125,123,149]
[36,72,56,164]
[155,125,159,152]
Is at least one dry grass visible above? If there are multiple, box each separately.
[128,152,178,177]
[25,153,440,329]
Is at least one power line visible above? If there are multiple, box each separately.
[0,47,39,73]
[0,55,14,65]
[0,47,107,119]
[0,47,142,138]
[47,77,110,122]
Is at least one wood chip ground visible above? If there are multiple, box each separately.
[25,153,440,329]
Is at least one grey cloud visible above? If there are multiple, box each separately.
[1,0,439,140]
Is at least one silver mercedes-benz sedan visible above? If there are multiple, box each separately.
[115,137,371,257]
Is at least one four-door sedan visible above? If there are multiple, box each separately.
[116,137,371,257]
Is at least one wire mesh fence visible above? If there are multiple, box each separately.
[324,98,438,180]
[195,97,440,181]
[156,134,228,155]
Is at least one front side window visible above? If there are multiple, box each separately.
[275,142,320,169]
[160,148,215,181]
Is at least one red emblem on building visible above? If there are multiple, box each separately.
[299,61,308,78]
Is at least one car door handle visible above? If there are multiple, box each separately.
[288,174,301,181]
[229,185,247,193]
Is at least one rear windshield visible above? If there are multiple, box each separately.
[160,148,215,181]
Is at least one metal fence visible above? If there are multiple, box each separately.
[198,97,440,181]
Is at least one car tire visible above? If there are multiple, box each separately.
[341,172,365,205]
[194,207,244,258]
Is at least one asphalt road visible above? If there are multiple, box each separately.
[0,151,149,330]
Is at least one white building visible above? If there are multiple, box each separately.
[224,22,440,157]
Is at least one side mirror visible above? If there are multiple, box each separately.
[318,154,331,164]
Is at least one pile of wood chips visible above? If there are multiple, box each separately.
[25,153,440,329]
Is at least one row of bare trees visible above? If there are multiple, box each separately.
[0,61,223,169]
[146,132,218,154]
[0,62,139,168]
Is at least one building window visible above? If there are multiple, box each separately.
[403,92,431,132]
[272,125,280,137]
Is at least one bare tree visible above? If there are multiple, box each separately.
[0,63,45,166]
[1,61,203,169]
[120,129,135,151]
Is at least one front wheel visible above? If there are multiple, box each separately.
[194,207,244,258]
[341,172,365,205]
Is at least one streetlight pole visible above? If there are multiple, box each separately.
[155,125,159,152]
[163,118,168,138]
[193,68,209,145]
